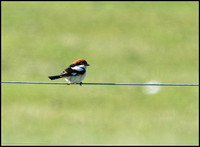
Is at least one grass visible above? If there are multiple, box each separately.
[1,1,199,145]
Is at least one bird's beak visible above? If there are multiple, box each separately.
[86,64,90,66]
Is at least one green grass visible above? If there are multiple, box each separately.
[2,1,199,145]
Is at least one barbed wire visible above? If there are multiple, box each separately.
[1,81,199,86]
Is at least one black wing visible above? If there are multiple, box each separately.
[59,66,85,77]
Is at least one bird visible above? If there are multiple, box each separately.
[48,59,90,85]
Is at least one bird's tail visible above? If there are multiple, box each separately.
[48,75,62,80]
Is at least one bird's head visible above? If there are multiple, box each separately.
[73,59,90,67]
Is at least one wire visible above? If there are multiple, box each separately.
[1,81,199,86]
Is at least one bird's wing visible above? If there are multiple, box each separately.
[60,66,85,77]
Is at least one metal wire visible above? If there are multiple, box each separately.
[1,81,199,86]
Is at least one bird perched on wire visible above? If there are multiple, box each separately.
[48,59,90,85]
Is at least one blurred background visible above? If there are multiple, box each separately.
[1,1,199,145]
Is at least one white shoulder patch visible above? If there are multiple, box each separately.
[71,65,84,71]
